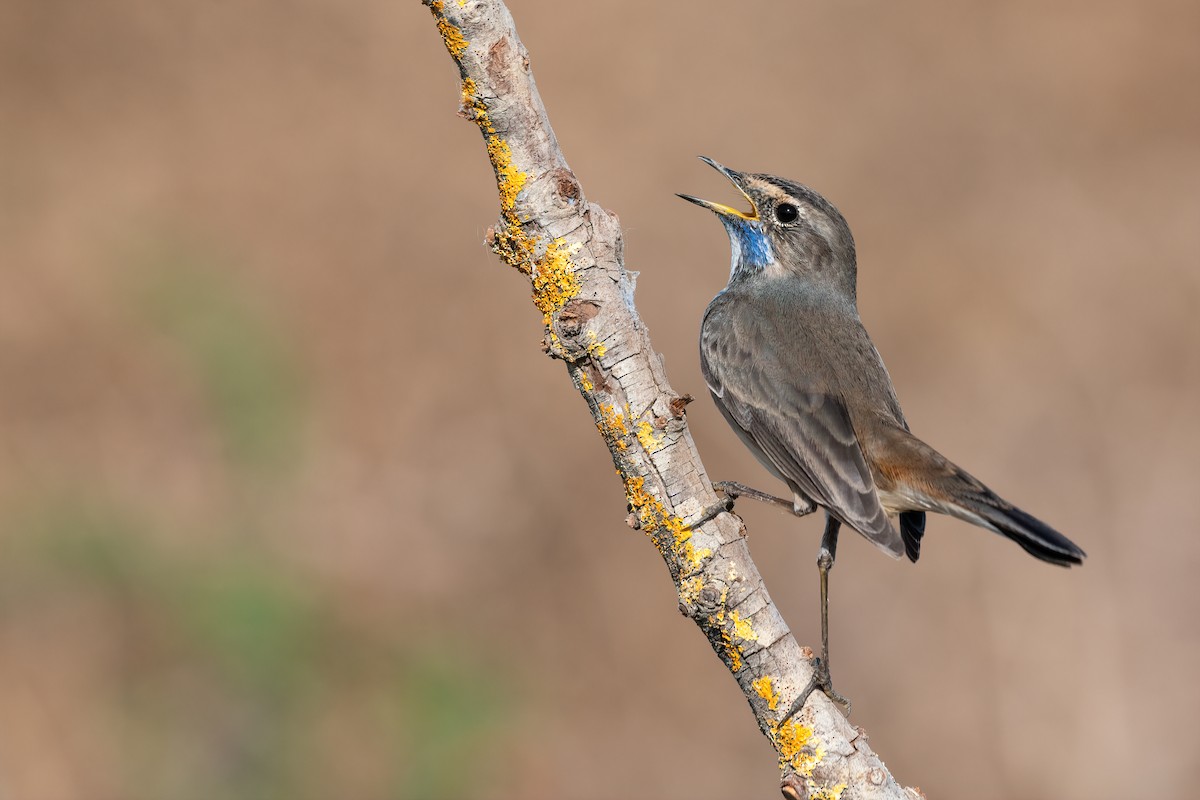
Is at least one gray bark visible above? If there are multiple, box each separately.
[422,2,923,797]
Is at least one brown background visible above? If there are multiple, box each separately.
[2,1,1199,798]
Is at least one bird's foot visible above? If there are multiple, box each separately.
[686,495,735,530]
[713,481,815,518]
[779,657,852,724]
[713,481,788,510]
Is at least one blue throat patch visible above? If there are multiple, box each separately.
[721,217,774,278]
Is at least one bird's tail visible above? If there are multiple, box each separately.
[877,426,1086,567]
[946,488,1085,567]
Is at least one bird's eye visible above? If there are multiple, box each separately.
[774,203,799,224]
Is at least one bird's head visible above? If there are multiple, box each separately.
[678,157,857,296]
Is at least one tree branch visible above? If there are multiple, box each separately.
[422,2,921,797]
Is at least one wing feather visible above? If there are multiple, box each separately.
[701,298,903,558]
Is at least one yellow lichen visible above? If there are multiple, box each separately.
[623,475,711,574]
[437,20,468,59]
[459,80,574,308]
[460,70,579,315]
[598,403,629,450]
[721,626,744,672]
[752,675,780,711]
[730,610,758,643]
[764,717,845,799]
[586,330,608,358]
[677,576,703,606]
[775,719,823,774]
[706,583,748,672]
[811,783,847,800]
[635,420,664,453]
[429,2,469,60]
[460,76,478,114]
[531,238,582,315]
[488,137,527,215]
[578,368,593,392]
[460,71,530,261]
[625,475,652,509]
[664,511,712,571]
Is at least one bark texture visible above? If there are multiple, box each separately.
[423,3,922,797]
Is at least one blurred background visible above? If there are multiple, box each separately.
[2,1,1198,798]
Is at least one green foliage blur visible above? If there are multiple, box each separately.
[0,253,507,799]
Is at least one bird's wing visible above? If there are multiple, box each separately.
[701,318,904,558]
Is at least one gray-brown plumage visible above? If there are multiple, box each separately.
[679,157,1084,715]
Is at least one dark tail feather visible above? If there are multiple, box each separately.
[961,495,1086,567]
[877,424,1086,567]
[899,511,926,563]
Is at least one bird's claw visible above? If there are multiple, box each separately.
[778,657,852,724]
[686,496,735,529]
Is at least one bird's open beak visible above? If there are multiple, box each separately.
[676,156,758,220]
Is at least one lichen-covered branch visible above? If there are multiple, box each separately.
[422,2,921,797]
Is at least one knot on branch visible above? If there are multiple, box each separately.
[555,298,599,340]
[692,583,723,618]
[542,299,610,377]
[781,773,809,800]
[668,393,694,418]
[548,167,582,207]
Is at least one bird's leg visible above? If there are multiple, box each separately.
[816,517,851,712]
[714,481,803,514]
[780,516,852,722]
[687,480,813,529]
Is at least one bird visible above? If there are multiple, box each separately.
[678,156,1085,719]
